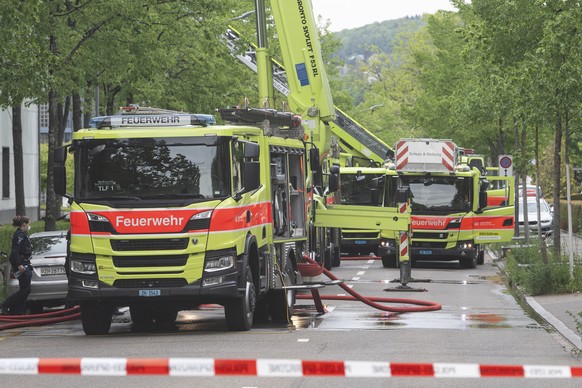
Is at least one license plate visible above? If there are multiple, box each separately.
[419,250,432,255]
[355,240,366,245]
[139,289,161,297]
[40,266,66,276]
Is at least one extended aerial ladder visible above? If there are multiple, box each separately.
[225,26,393,166]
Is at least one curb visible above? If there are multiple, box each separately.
[525,296,582,350]
[488,247,582,351]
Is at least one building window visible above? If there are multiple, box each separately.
[2,147,9,198]
[39,103,49,128]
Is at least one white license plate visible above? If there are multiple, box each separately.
[40,266,66,276]
[139,289,161,297]
[419,250,432,255]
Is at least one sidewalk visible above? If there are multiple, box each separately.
[492,231,582,351]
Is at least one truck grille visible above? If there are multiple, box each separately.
[113,278,188,288]
[412,241,447,249]
[110,238,189,251]
[411,232,449,240]
[113,255,188,268]
[342,232,379,239]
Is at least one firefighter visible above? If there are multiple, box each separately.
[1,215,33,315]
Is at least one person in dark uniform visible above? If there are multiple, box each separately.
[1,215,33,315]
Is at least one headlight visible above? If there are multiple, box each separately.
[71,260,97,274]
[192,210,212,220]
[380,239,395,248]
[204,255,235,272]
[88,213,109,222]
[458,242,473,250]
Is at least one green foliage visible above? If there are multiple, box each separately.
[559,199,582,234]
[505,245,582,295]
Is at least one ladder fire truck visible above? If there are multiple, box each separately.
[53,0,410,335]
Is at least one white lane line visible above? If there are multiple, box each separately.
[356,271,365,276]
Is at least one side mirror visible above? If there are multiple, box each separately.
[53,146,68,197]
[243,162,261,192]
[309,148,320,172]
[244,142,260,158]
[328,165,340,193]
[395,186,410,203]
[478,191,488,212]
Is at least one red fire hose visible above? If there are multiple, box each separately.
[298,255,442,313]
[0,306,80,331]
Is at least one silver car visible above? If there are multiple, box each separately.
[6,230,69,313]
[518,198,553,232]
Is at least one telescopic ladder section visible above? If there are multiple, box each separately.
[225,27,393,165]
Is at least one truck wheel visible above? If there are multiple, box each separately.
[381,254,398,268]
[225,265,256,331]
[460,255,477,269]
[332,245,341,267]
[477,248,485,265]
[268,289,295,323]
[81,301,113,335]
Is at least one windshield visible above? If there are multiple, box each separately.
[32,235,67,255]
[340,173,384,205]
[400,175,473,213]
[76,137,231,201]
[519,200,550,215]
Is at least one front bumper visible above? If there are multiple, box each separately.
[410,246,476,261]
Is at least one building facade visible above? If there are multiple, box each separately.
[0,103,40,224]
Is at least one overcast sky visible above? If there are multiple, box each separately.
[311,0,458,31]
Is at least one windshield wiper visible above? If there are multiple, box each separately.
[88,195,142,201]
[140,193,207,199]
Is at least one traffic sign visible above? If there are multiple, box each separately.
[498,155,513,176]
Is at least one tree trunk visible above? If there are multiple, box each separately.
[520,118,529,241]
[513,117,520,237]
[12,101,26,217]
[45,88,61,231]
[72,93,82,131]
[535,125,549,264]
[552,111,562,255]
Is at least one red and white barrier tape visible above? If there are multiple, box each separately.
[0,358,580,378]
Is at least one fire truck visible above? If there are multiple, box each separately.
[381,139,514,268]
[53,0,409,335]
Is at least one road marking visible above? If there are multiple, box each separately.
[356,271,365,276]
[351,277,360,281]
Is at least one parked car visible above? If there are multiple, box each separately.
[518,197,553,232]
[6,230,69,313]
[517,184,543,198]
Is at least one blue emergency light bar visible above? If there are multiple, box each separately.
[90,113,216,129]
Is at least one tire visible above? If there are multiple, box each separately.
[268,289,295,323]
[332,246,341,267]
[381,254,398,268]
[460,255,477,269]
[81,301,113,335]
[224,265,256,331]
[477,247,485,265]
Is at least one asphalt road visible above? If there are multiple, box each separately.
[0,253,580,387]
